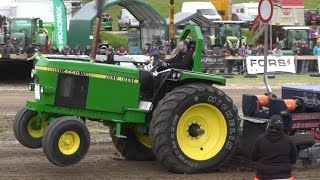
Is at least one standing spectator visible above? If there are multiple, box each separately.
[246,45,252,56]
[219,46,233,73]
[238,45,249,56]
[313,39,320,73]
[140,44,150,55]
[219,45,231,56]
[250,45,259,56]
[106,45,115,64]
[149,43,158,56]
[117,47,127,56]
[164,41,172,55]
[299,43,310,74]
[313,39,320,56]
[25,44,35,57]
[2,40,14,58]
[63,45,72,55]
[0,15,2,30]
[310,24,318,47]
[236,45,248,73]
[252,115,297,180]
[83,45,91,56]
[49,46,60,54]
[158,45,166,60]
[72,44,82,55]
[272,44,283,57]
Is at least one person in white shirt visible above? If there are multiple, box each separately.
[272,44,283,57]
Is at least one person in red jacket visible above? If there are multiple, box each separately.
[252,115,297,180]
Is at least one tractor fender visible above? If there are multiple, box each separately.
[153,70,226,108]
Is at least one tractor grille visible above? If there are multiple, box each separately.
[55,73,89,109]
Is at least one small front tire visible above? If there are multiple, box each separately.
[42,117,90,166]
[13,108,48,148]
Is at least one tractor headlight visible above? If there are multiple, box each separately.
[40,86,44,93]
[31,69,37,78]
[34,84,41,100]
[171,72,182,80]
[172,72,177,79]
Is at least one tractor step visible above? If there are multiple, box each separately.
[242,116,270,123]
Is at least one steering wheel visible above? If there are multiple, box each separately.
[150,54,166,72]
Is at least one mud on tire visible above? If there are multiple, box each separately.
[109,127,156,161]
[150,83,240,174]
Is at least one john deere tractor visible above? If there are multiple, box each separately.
[13,23,240,173]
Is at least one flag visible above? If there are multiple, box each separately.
[53,0,68,49]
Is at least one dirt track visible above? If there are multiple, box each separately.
[0,82,319,179]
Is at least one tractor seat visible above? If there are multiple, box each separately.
[140,69,155,101]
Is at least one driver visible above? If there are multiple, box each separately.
[152,40,194,98]
[161,40,194,71]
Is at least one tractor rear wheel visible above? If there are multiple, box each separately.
[42,117,90,166]
[13,108,48,148]
[150,83,240,173]
[109,127,156,161]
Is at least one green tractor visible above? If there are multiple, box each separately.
[101,13,114,31]
[210,21,247,54]
[8,17,49,50]
[13,22,240,173]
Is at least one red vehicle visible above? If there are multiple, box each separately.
[304,10,320,25]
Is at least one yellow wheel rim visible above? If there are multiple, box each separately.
[134,128,153,148]
[177,103,227,161]
[27,116,48,138]
[58,131,80,155]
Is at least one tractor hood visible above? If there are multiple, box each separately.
[35,55,140,81]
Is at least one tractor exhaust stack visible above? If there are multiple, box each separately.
[90,0,106,62]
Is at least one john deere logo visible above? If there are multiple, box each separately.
[282,8,291,15]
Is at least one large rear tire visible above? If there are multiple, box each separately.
[42,117,90,166]
[150,83,240,173]
[13,108,48,148]
[109,127,156,161]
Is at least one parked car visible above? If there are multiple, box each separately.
[304,10,320,25]
[231,13,254,29]
[118,9,140,31]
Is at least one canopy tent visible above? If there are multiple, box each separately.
[69,0,167,49]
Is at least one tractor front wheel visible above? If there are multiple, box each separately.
[150,83,240,173]
[13,108,48,148]
[42,117,90,166]
[109,127,156,161]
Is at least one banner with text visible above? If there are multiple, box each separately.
[246,56,296,74]
[53,0,68,49]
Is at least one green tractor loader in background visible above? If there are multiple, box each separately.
[0,17,55,79]
[6,17,51,51]
[210,21,247,54]
[13,17,240,174]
